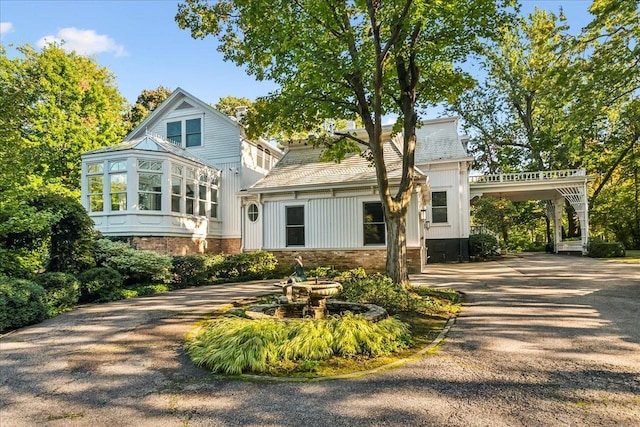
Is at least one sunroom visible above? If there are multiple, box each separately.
[81,133,221,245]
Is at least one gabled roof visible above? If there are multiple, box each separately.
[412,117,471,163]
[248,142,426,193]
[83,133,213,167]
[125,87,240,141]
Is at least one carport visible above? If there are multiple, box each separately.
[470,169,593,254]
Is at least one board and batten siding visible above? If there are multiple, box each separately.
[421,162,470,240]
[257,193,421,250]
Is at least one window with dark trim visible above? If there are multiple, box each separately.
[363,202,385,245]
[185,118,201,147]
[167,121,181,143]
[286,206,305,246]
[248,203,259,222]
[432,191,448,223]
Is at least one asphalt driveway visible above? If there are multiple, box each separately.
[1,253,639,426]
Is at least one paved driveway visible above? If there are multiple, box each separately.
[1,254,639,426]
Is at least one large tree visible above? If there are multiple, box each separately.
[124,86,173,133]
[0,44,127,191]
[176,0,512,283]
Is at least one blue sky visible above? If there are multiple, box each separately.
[1,0,595,108]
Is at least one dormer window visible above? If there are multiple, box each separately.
[166,118,202,147]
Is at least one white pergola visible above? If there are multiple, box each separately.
[469,169,593,254]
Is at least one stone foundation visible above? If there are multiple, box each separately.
[126,236,242,256]
[265,248,422,275]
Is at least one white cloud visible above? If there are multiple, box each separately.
[36,27,127,57]
[0,22,14,34]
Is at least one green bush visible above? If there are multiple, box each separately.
[469,233,500,259]
[306,266,340,279]
[33,272,80,316]
[171,255,218,288]
[0,277,47,332]
[587,238,626,258]
[78,267,123,303]
[340,273,415,314]
[216,251,278,281]
[185,314,410,374]
[92,239,172,285]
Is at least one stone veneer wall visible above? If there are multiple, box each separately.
[127,236,241,256]
[265,247,422,276]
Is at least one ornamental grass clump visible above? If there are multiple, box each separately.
[185,314,411,375]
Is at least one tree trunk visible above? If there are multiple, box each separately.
[386,212,408,285]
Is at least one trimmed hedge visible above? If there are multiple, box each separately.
[469,233,500,259]
[171,251,278,287]
[33,272,80,316]
[587,238,625,258]
[92,239,172,285]
[0,277,47,332]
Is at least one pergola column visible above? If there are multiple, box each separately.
[557,184,589,254]
[552,197,564,253]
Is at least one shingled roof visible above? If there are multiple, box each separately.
[248,141,425,192]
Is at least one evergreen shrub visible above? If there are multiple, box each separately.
[92,239,172,285]
[0,277,47,332]
[587,238,625,258]
[171,254,220,288]
[33,272,80,316]
[469,233,500,259]
[78,267,123,302]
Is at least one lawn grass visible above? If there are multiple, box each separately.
[605,249,640,264]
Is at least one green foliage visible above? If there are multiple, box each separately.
[306,266,340,279]
[185,314,411,374]
[176,0,514,284]
[216,251,278,281]
[0,44,127,191]
[92,239,172,285]
[0,182,96,277]
[469,233,500,259]
[587,238,626,258]
[0,277,47,332]
[121,284,170,299]
[339,273,416,314]
[33,272,80,316]
[171,255,216,288]
[123,86,173,132]
[77,267,123,303]
[29,187,95,274]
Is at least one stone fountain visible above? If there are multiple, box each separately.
[246,278,387,321]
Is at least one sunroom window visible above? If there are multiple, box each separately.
[87,162,104,212]
[171,165,183,213]
[198,173,208,216]
[109,160,127,211]
[138,160,162,211]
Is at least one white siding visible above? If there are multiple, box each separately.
[216,161,243,238]
[149,106,241,165]
[421,164,463,240]
[243,201,263,250]
[261,193,421,250]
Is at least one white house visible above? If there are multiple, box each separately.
[81,89,476,272]
[81,87,283,255]
[241,118,473,273]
